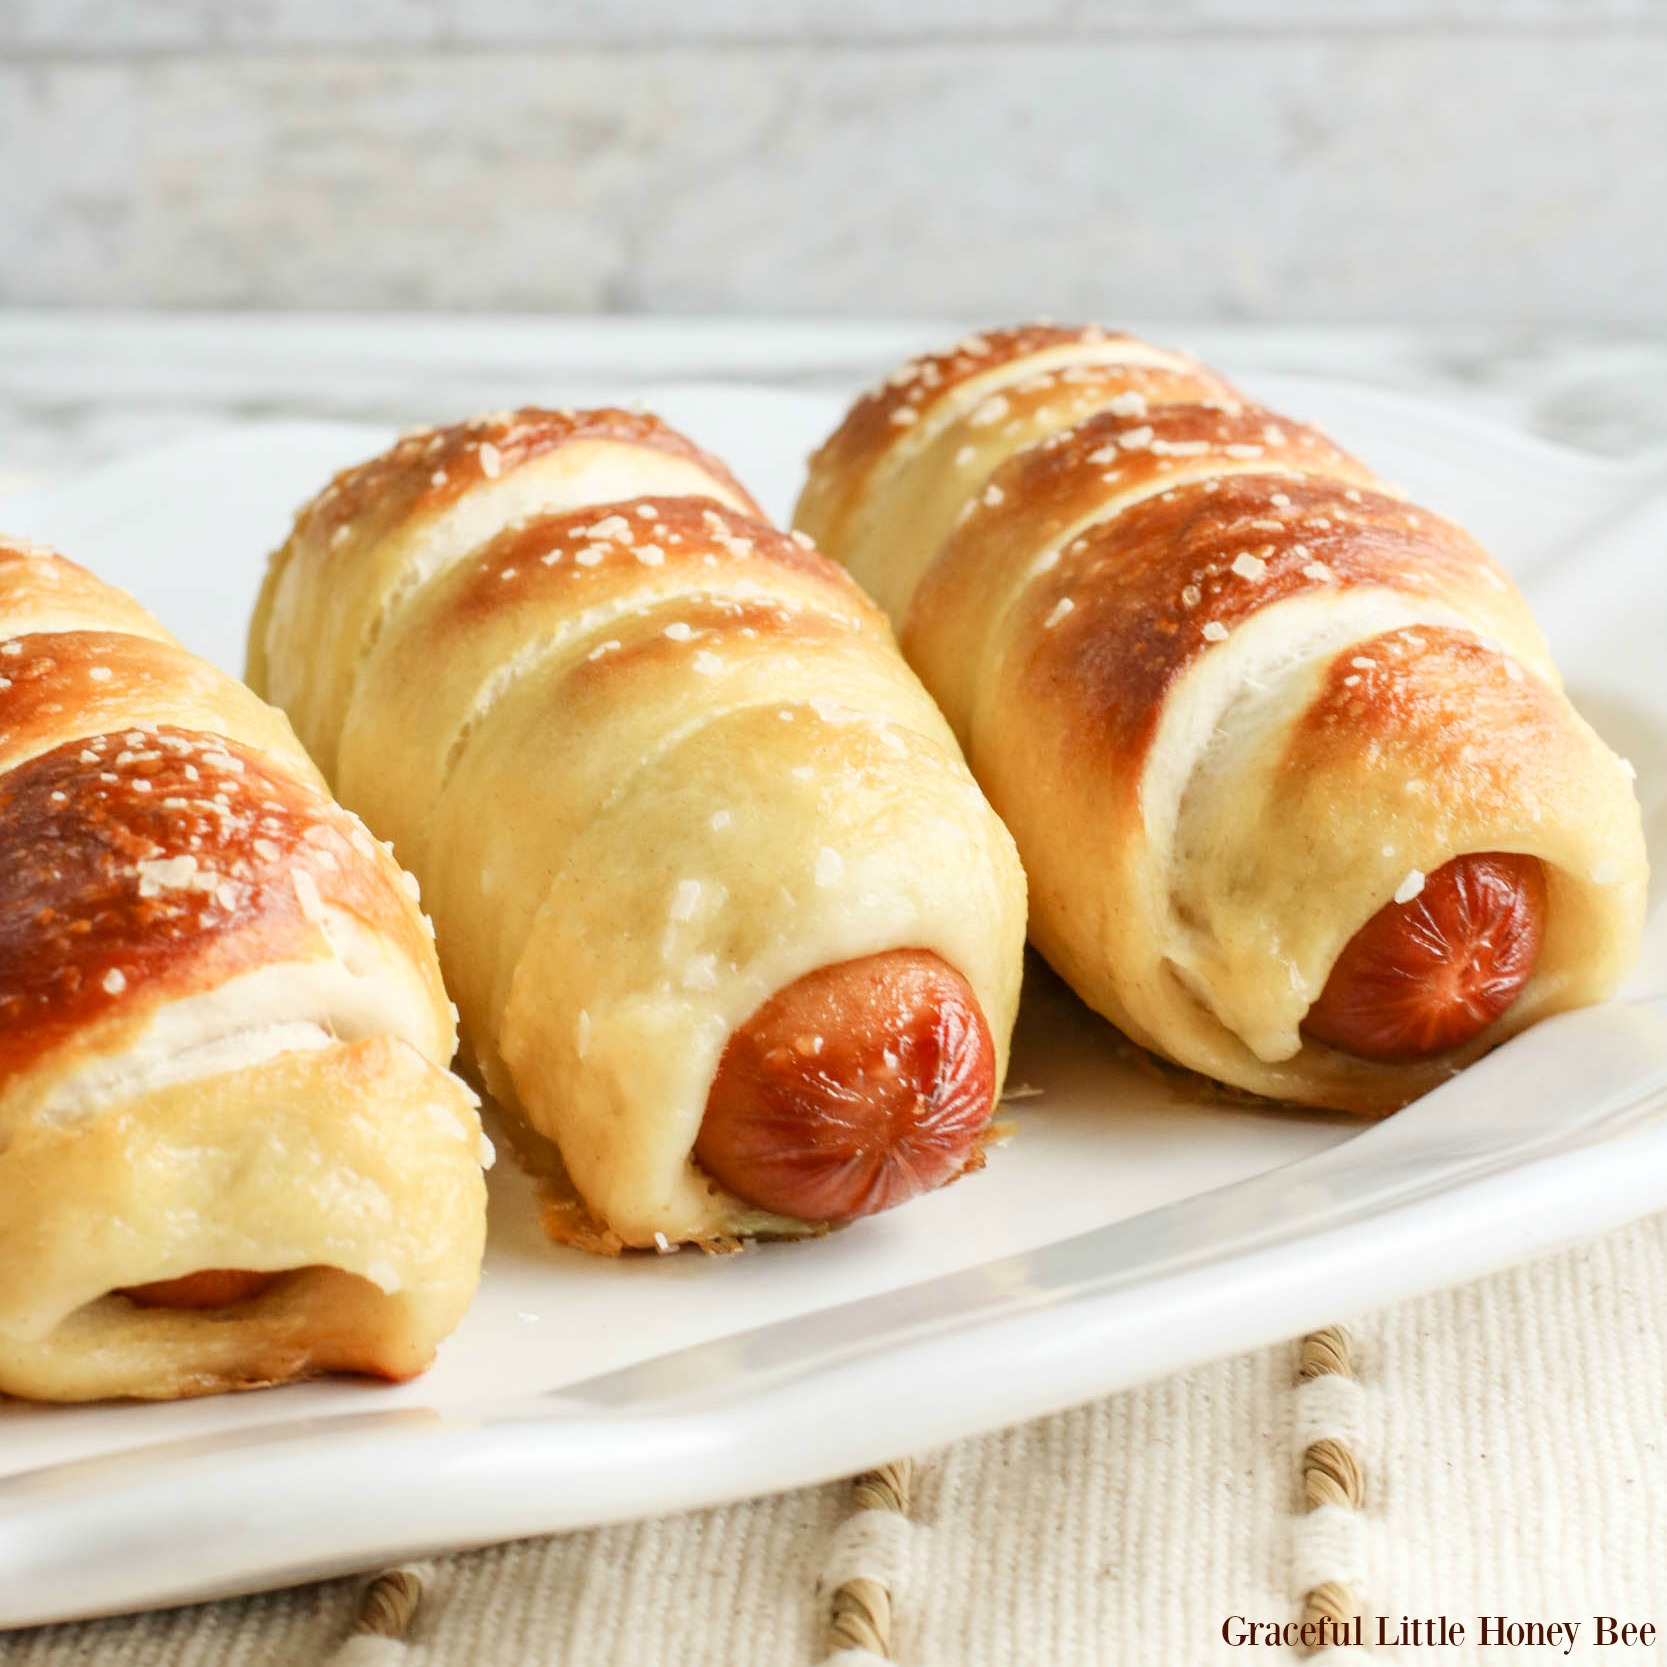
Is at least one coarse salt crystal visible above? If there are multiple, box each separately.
[1043,597,1075,628]
[1230,553,1267,581]
[1394,869,1426,905]
[1201,621,1229,643]
[136,854,199,897]
[292,867,326,923]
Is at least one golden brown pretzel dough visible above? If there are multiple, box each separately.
[0,540,486,1402]
[796,326,1647,1113]
[251,410,1026,1247]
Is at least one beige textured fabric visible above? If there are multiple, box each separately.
[1366,1225,1667,1622]
[9,1213,1667,1663]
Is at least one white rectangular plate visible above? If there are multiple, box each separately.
[1,374,1664,1627]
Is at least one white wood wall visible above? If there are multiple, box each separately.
[2,2,1665,323]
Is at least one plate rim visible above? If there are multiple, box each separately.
[1,369,1663,1627]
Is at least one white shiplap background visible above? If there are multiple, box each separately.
[2,1,1666,324]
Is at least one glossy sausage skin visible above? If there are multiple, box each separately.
[1302,853,1548,1064]
[695,949,997,1224]
[120,1270,282,1310]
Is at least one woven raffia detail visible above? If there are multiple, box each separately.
[1299,1325,1353,1381]
[1300,1579,1357,1630]
[1297,1328,1363,1652]
[828,1576,893,1653]
[354,1567,424,1639]
[1303,1435,1364,1511]
[826,1458,913,1658]
[850,1458,912,1517]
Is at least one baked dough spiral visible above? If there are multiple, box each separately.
[0,539,486,1402]
[250,410,1026,1247]
[796,325,1647,1113]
